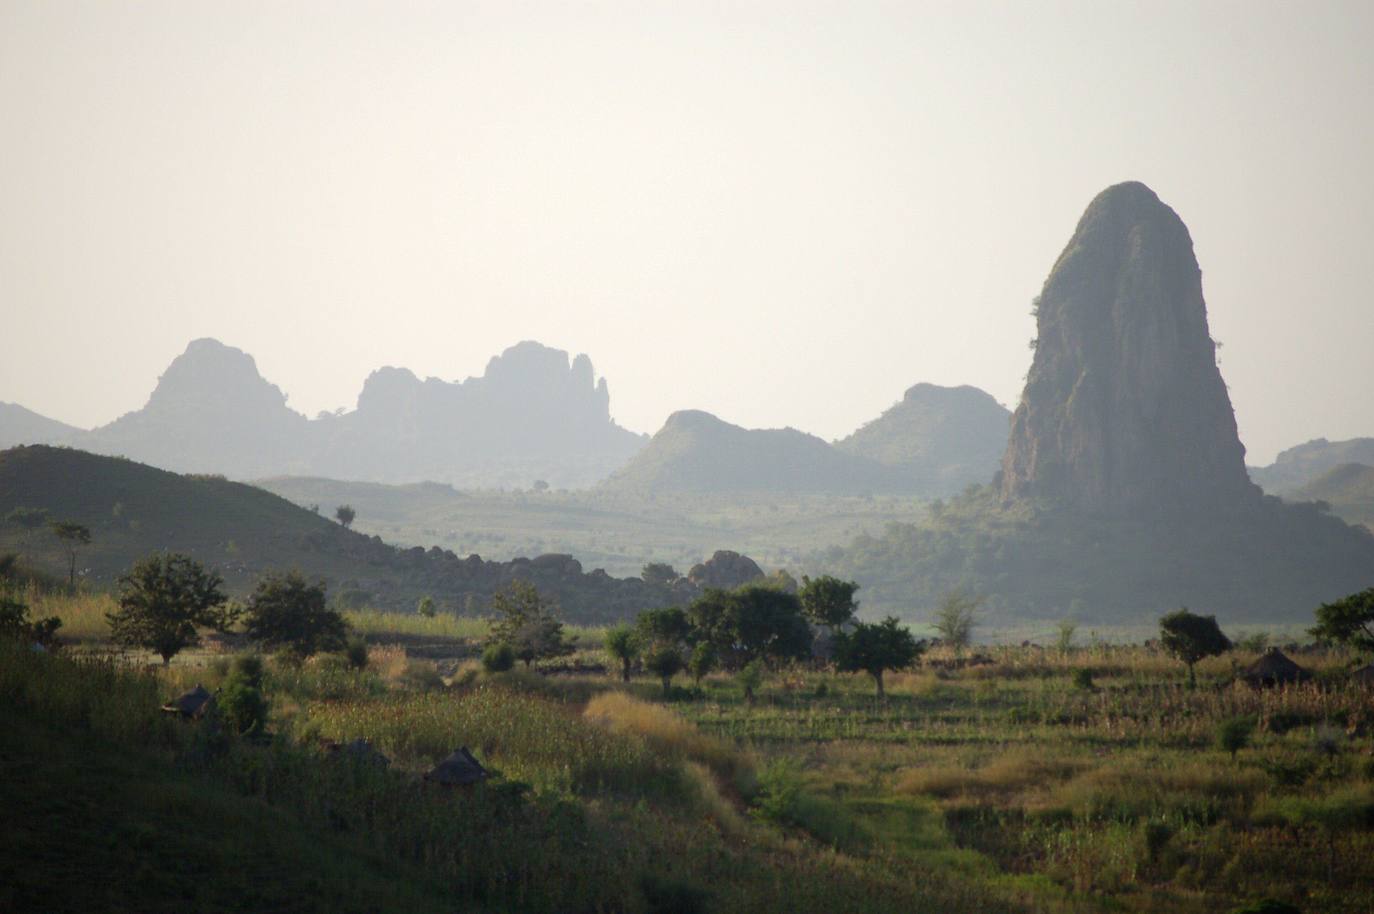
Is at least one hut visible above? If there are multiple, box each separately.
[326,738,390,768]
[424,747,490,787]
[161,684,215,719]
[1351,664,1374,688]
[1240,648,1313,688]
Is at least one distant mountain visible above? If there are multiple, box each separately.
[1,338,647,489]
[0,445,678,622]
[835,384,1010,494]
[0,403,80,450]
[1289,463,1374,530]
[1250,438,1374,495]
[599,410,909,495]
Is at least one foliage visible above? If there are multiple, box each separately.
[932,588,982,650]
[1056,619,1077,652]
[832,616,924,697]
[220,660,268,736]
[344,636,370,670]
[687,585,811,669]
[244,571,348,660]
[644,644,686,695]
[636,606,692,648]
[334,504,356,528]
[107,553,233,663]
[604,623,639,682]
[1072,667,1096,691]
[487,580,575,668]
[482,641,516,673]
[1310,587,1374,654]
[0,593,62,647]
[416,595,436,618]
[1160,608,1231,686]
[798,574,859,631]
[688,641,718,686]
[50,520,92,587]
[736,659,764,704]
[641,562,680,587]
[1216,716,1254,761]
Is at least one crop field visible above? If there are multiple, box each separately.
[4,591,1372,914]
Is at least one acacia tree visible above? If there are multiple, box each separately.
[50,521,91,588]
[244,571,347,660]
[799,575,859,634]
[933,589,982,653]
[107,554,234,664]
[1310,587,1374,655]
[335,505,356,528]
[1159,608,1231,688]
[833,616,924,698]
[488,580,574,668]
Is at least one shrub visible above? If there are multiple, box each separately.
[231,654,265,689]
[737,660,764,705]
[482,642,516,673]
[1216,716,1254,762]
[344,637,370,670]
[639,873,710,914]
[220,676,268,735]
[1072,668,1096,691]
[1142,820,1173,862]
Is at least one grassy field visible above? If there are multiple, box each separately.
[5,593,1373,913]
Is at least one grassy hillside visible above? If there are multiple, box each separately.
[1289,463,1374,530]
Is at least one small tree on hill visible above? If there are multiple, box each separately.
[1159,607,1231,688]
[933,588,982,653]
[107,554,234,664]
[1310,587,1374,655]
[488,580,574,668]
[244,571,348,661]
[833,616,924,698]
[50,521,91,588]
[604,624,639,682]
[799,575,859,634]
[335,505,356,529]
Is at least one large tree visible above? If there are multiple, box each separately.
[107,554,234,664]
[833,616,924,698]
[932,588,982,652]
[687,584,812,669]
[799,575,859,633]
[1159,608,1231,687]
[50,521,91,588]
[1310,587,1374,655]
[488,579,574,668]
[244,571,348,660]
[335,505,356,529]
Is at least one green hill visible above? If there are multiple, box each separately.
[0,445,668,622]
[1290,462,1374,529]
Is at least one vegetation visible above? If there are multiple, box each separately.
[799,574,859,632]
[1160,608,1232,687]
[833,616,925,697]
[487,580,575,667]
[1310,587,1374,655]
[335,504,356,528]
[933,588,982,650]
[107,553,235,664]
[50,519,91,587]
[243,571,348,660]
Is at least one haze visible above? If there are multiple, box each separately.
[2,0,1371,464]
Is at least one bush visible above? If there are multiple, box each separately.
[219,677,268,736]
[482,642,516,673]
[1143,820,1173,862]
[231,654,265,689]
[1072,668,1096,691]
[639,873,710,914]
[1217,717,1254,761]
[345,637,370,670]
[737,660,764,704]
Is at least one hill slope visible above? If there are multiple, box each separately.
[1250,437,1374,494]
[599,410,909,495]
[0,445,671,622]
[835,384,1010,495]
[0,402,81,449]
[1289,462,1374,529]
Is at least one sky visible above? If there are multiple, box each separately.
[1,1,1371,465]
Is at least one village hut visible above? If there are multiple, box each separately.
[326,738,390,768]
[1350,664,1374,688]
[1240,648,1313,688]
[424,747,490,787]
[161,684,215,719]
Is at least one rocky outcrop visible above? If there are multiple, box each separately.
[688,550,765,590]
[1000,182,1259,517]
[837,383,1010,495]
[1251,437,1374,494]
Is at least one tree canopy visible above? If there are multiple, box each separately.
[1310,587,1374,655]
[833,616,924,697]
[488,579,574,668]
[244,571,347,660]
[798,575,859,631]
[1159,608,1230,686]
[107,553,233,664]
[687,584,811,669]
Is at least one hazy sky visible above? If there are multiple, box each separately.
[2,1,1371,464]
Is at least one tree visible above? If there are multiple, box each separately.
[417,595,437,618]
[488,580,574,668]
[688,641,718,686]
[1056,619,1077,653]
[1216,716,1254,763]
[933,589,982,652]
[1310,587,1374,655]
[645,644,685,696]
[531,479,550,493]
[636,606,691,647]
[687,585,812,668]
[736,659,764,705]
[335,505,356,528]
[798,575,859,633]
[107,554,233,664]
[5,506,49,558]
[833,616,924,698]
[1159,608,1231,688]
[50,521,91,588]
[641,562,679,588]
[0,594,62,647]
[244,571,348,660]
[604,624,639,682]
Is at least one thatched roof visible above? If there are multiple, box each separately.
[1351,664,1374,687]
[424,747,489,787]
[1241,649,1312,687]
[326,738,390,768]
[161,684,214,719]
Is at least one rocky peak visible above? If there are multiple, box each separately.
[1000,182,1258,516]
[144,338,298,421]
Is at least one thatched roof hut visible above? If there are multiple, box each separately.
[1240,648,1312,688]
[161,684,214,719]
[326,738,390,768]
[424,747,490,787]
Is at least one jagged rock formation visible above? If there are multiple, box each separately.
[0,402,80,450]
[3,338,646,489]
[836,383,1010,494]
[1001,182,1259,516]
[600,409,909,495]
[1251,437,1374,494]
